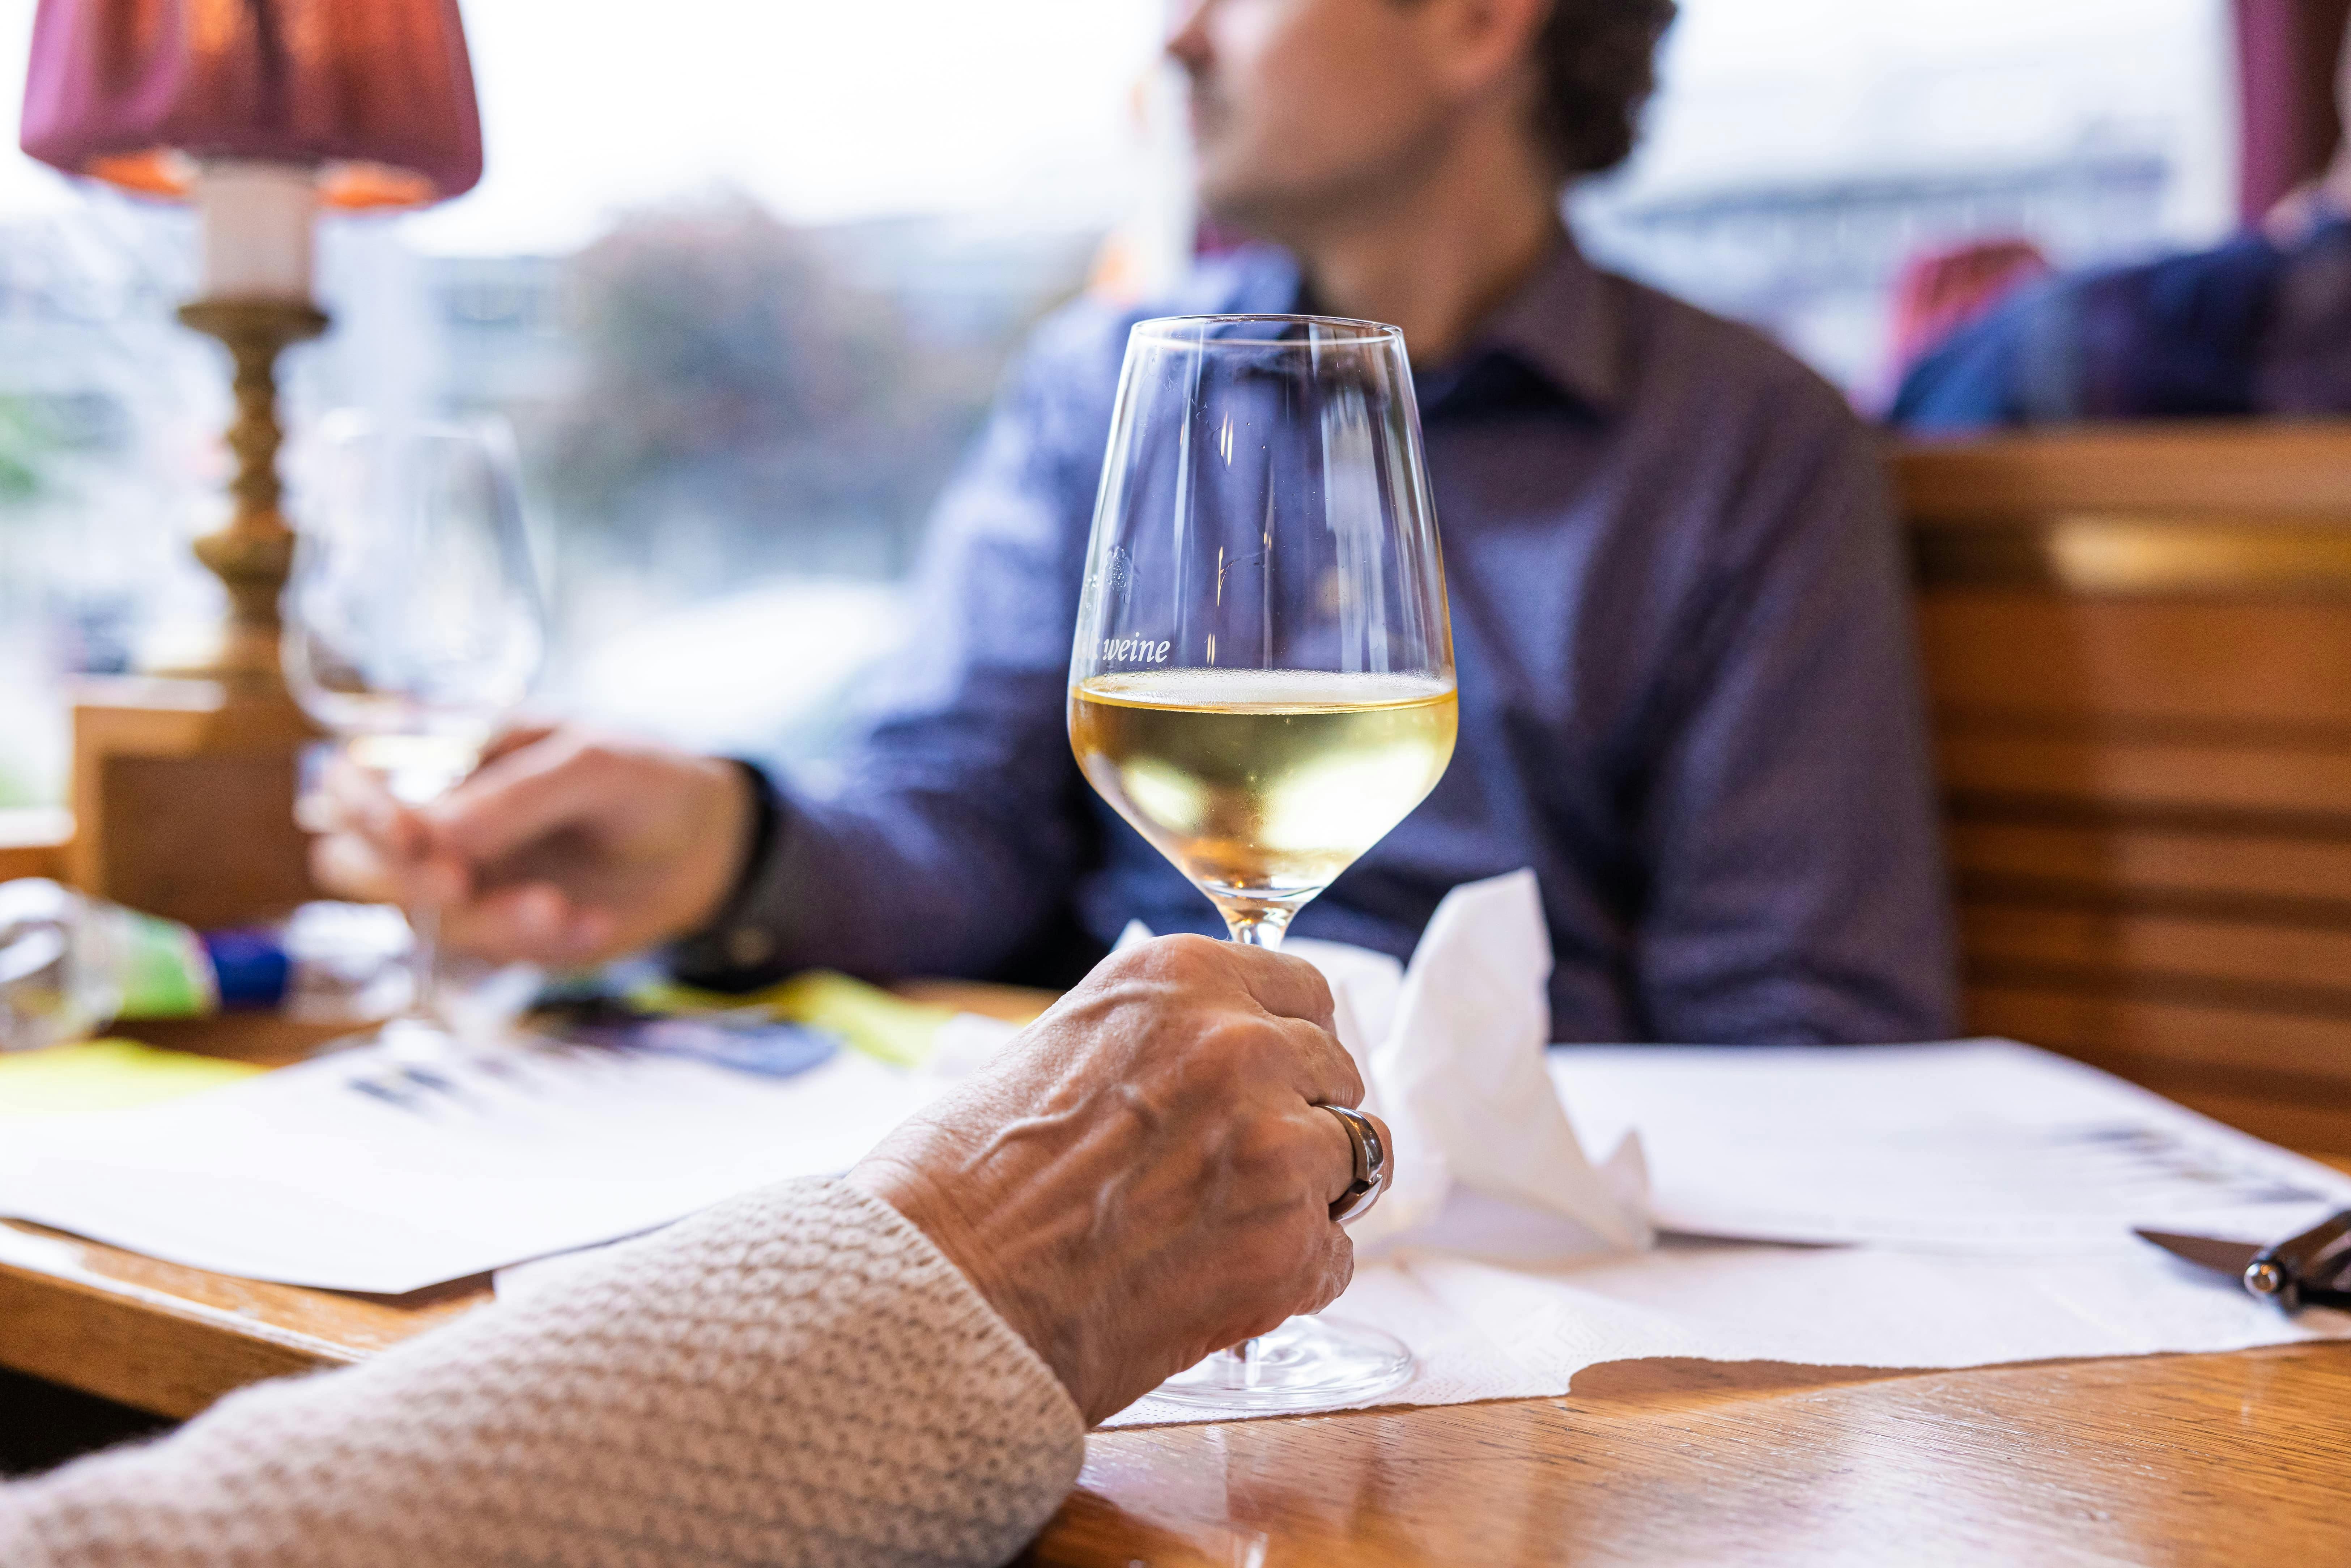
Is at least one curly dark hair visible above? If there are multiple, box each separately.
[1531,0,1678,177]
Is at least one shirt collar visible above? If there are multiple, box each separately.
[1205,232,1623,420]
[1462,231,1625,417]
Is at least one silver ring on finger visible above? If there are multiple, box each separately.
[1319,1104,1389,1225]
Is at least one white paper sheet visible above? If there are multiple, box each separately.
[1103,1040,2351,1424]
[1345,871,1650,1257]
[0,1036,928,1293]
[1551,1041,2351,1254]
[1102,1234,2351,1426]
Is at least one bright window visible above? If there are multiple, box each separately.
[0,0,1163,804]
[1580,0,2235,400]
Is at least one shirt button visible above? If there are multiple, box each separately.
[725,927,775,968]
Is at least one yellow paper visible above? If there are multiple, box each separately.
[630,970,952,1068]
[0,1038,266,1118]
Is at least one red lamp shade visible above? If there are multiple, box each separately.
[18,0,482,209]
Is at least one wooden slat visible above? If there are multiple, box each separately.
[1960,904,2351,1000]
[1938,727,2351,822]
[1947,820,2351,915]
[1895,421,2351,520]
[1902,427,2351,1150]
[1914,518,2351,595]
[1972,984,2351,1082]
[1966,982,2351,1083]
[2148,1087,2351,1158]
[1919,595,2351,727]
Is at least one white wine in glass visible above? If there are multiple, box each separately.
[1069,669,1455,922]
[1070,314,1454,1408]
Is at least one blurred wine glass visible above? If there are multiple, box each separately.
[1070,313,1454,1408]
[284,413,545,1048]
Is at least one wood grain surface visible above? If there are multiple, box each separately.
[1027,1347,2351,1566]
[0,1221,483,1419]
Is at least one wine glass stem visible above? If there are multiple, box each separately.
[1215,903,1296,1378]
[407,899,442,1025]
[1221,906,1293,950]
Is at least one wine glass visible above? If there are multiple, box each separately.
[284,412,546,1050]
[1069,314,1455,1408]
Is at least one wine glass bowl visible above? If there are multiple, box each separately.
[1070,314,1455,949]
[1070,314,1453,1407]
[285,414,543,802]
[283,413,545,1040]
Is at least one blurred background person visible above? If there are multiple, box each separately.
[1876,238,2052,412]
[1891,13,2351,428]
[319,0,1961,1047]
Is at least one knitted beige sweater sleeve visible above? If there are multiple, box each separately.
[0,1178,1087,1568]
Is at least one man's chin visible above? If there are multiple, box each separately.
[1194,181,1291,247]
[1194,157,1379,251]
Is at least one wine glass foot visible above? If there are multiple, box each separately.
[378,1012,458,1061]
[1153,1317,1414,1410]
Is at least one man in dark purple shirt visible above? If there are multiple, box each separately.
[320,0,1958,1043]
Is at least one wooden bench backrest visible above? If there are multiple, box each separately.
[1897,422,2351,1152]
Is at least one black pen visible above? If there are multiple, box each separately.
[2138,1209,2351,1312]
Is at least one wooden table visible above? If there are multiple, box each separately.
[6,1008,2350,1565]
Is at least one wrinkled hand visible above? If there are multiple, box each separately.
[310,724,755,966]
[847,934,1382,1424]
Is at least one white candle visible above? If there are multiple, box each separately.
[195,160,318,302]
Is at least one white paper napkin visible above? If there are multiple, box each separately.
[1122,870,1652,1263]
[1323,871,1650,1260]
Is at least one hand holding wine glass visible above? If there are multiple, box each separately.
[1069,313,1454,1407]
[284,413,546,1048]
[309,724,756,969]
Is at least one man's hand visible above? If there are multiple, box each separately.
[311,725,757,966]
[847,935,1380,1424]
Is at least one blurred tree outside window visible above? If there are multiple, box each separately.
[539,198,1080,587]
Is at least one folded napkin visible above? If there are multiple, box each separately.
[1124,869,1651,1263]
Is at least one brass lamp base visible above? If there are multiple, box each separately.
[167,298,330,694]
[54,298,334,927]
